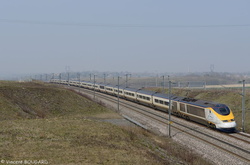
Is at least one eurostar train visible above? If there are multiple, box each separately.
[50,79,237,132]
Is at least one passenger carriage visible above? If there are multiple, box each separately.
[123,87,138,101]
[113,86,125,97]
[136,89,155,106]
[105,85,115,95]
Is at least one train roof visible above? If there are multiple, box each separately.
[104,84,116,88]
[113,85,127,89]
[81,81,92,84]
[123,87,140,92]
[98,83,107,86]
[152,92,218,108]
[137,89,157,95]
[178,97,217,108]
[153,92,171,99]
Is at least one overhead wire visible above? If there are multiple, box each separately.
[0,19,250,28]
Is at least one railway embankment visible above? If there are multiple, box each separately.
[0,81,211,165]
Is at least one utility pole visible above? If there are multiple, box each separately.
[168,79,172,138]
[161,76,165,92]
[78,72,81,93]
[94,75,96,99]
[117,76,121,112]
[59,73,62,83]
[240,80,246,132]
[67,72,70,86]
[125,74,131,87]
[155,74,158,87]
[103,73,106,84]
[78,73,81,87]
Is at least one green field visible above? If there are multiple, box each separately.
[0,81,211,165]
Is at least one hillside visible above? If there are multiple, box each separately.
[0,81,211,165]
[0,81,112,120]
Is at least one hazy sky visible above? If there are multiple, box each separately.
[0,0,250,76]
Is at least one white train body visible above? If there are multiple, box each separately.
[51,79,236,132]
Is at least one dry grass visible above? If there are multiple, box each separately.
[0,119,165,164]
[0,81,212,164]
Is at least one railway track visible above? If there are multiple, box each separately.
[226,132,250,144]
[236,132,250,139]
[67,85,250,164]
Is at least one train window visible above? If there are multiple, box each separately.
[187,105,205,117]
[155,99,159,103]
[164,101,169,105]
[219,107,230,115]
[213,104,230,116]
[160,100,163,104]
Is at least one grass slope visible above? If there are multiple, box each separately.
[0,81,211,165]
